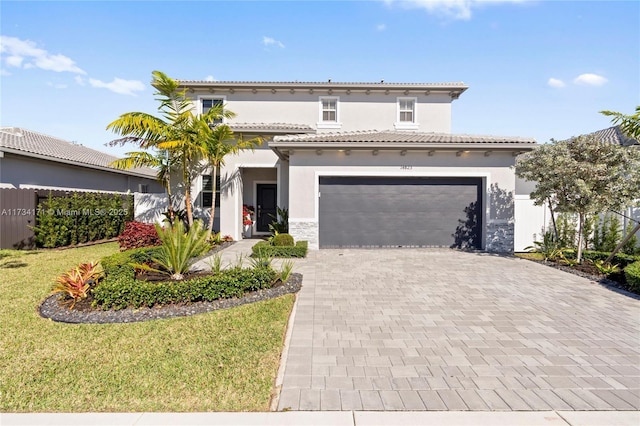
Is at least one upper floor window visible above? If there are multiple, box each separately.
[395,97,418,130]
[318,96,341,129]
[200,97,225,125]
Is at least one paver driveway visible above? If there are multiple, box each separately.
[277,249,640,411]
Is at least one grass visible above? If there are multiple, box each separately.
[514,252,544,261]
[0,243,294,412]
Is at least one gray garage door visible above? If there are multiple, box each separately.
[318,177,482,249]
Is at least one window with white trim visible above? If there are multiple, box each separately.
[395,97,418,130]
[201,174,221,208]
[318,96,341,129]
[200,98,225,125]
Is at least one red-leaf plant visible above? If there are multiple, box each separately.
[52,262,102,308]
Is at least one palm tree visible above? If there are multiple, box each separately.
[600,106,640,140]
[107,71,215,226]
[195,120,262,239]
[108,149,176,220]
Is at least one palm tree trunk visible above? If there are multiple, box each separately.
[207,164,218,239]
[183,164,194,227]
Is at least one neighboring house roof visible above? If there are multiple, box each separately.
[0,127,157,179]
[270,130,537,159]
[229,122,314,134]
[586,125,639,147]
[178,80,468,98]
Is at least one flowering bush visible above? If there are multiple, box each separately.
[242,205,255,226]
[118,221,162,251]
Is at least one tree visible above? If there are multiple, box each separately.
[516,134,640,262]
[195,121,262,239]
[107,71,229,226]
[600,106,640,140]
[600,106,640,261]
[108,149,176,220]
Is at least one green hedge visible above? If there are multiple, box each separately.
[562,250,640,268]
[251,240,308,258]
[624,261,640,293]
[34,192,133,248]
[93,265,277,310]
[100,246,160,278]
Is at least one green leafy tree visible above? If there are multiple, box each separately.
[516,134,640,262]
[600,106,640,260]
[194,121,262,239]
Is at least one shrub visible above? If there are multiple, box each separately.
[593,214,622,253]
[101,246,160,278]
[268,207,289,234]
[92,266,278,310]
[624,261,640,293]
[577,250,640,269]
[134,220,211,281]
[117,221,161,251]
[272,233,294,247]
[52,262,102,307]
[34,191,132,248]
[525,231,565,261]
[252,240,308,258]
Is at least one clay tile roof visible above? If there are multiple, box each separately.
[0,127,157,178]
[229,122,314,133]
[272,130,537,145]
[586,126,639,147]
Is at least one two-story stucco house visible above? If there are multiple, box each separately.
[178,80,537,251]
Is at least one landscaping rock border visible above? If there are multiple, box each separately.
[39,273,302,324]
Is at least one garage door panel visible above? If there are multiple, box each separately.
[319,177,482,248]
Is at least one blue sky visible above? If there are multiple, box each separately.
[1,0,638,157]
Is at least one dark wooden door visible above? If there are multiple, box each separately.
[256,184,277,232]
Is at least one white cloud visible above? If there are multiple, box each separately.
[0,35,86,74]
[547,78,565,88]
[47,82,68,89]
[74,76,86,86]
[387,0,529,21]
[88,77,145,96]
[376,23,387,31]
[0,68,10,76]
[205,75,216,81]
[573,73,608,86]
[5,55,23,67]
[262,36,285,48]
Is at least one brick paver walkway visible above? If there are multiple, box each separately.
[277,249,640,411]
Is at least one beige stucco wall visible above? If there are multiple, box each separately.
[191,91,453,133]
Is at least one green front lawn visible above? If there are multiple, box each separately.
[0,243,294,412]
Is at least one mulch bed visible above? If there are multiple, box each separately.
[522,257,639,299]
[39,273,302,324]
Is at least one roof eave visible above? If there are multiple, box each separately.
[268,141,537,150]
[178,81,469,94]
[269,142,537,160]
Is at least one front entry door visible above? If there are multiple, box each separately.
[256,184,277,233]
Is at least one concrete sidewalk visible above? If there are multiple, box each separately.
[2,411,639,425]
